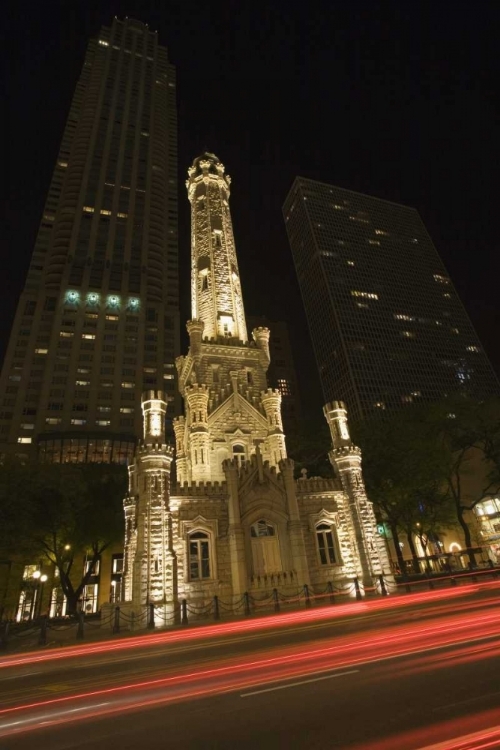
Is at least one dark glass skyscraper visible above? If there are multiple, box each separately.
[0,18,179,462]
[283,178,499,424]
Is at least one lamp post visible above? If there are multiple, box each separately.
[31,571,48,619]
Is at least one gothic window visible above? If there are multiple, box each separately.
[212,366,220,384]
[232,443,245,467]
[188,531,211,580]
[246,370,253,385]
[200,274,208,292]
[316,523,337,565]
[250,520,281,575]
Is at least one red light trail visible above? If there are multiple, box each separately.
[0,581,495,670]
[2,597,500,740]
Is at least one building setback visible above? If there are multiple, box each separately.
[283,178,500,425]
[0,18,180,463]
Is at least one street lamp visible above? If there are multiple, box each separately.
[31,570,48,619]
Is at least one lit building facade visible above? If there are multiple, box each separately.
[283,178,500,425]
[0,18,180,464]
[122,154,391,615]
[247,317,302,435]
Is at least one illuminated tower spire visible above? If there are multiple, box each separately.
[186,152,248,342]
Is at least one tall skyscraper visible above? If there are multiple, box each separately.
[0,18,179,463]
[283,178,500,424]
[247,316,302,434]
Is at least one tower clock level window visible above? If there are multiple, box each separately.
[188,532,211,580]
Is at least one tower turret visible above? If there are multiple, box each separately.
[141,390,168,444]
[186,152,248,342]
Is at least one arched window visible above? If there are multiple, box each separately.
[251,519,275,537]
[232,443,245,467]
[316,523,336,565]
[188,531,211,580]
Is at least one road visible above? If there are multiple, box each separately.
[1,581,500,749]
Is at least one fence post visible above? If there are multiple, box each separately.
[213,595,220,621]
[0,621,10,651]
[379,575,388,596]
[273,588,280,612]
[76,611,84,640]
[113,606,120,633]
[244,591,250,616]
[327,581,335,605]
[147,603,155,630]
[354,577,363,601]
[304,584,311,608]
[181,599,188,625]
[38,615,47,646]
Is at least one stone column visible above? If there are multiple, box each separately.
[186,384,211,483]
[261,388,287,469]
[223,459,248,596]
[280,458,310,586]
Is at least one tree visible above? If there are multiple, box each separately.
[286,417,334,479]
[0,460,127,615]
[354,405,451,575]
[429,397,500,566]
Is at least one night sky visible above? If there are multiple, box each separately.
[3,0,500,416]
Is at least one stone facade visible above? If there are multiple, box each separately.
[122,153,391,615]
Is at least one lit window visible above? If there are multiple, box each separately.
[316,524,336,565]
[82,334,96,340]
[466,345,480,352]
[394,313,415,321]
[121,382,134,389]
[373,401,386,409]
[401,331,415,338]
[347,260,355,266]
[443,293,451,299]
[98,39,109,46]
[9,375,21,381]
[332,204,344,210]
[57,160,68,168]
[188,532,211,580]
[96,420,111,426]
[59,331,74,338]
[368,240,380,246]
[71,419,86,425]
[411,390,421,397]
[77,367,90,374]
[35,348,48,355]
[20,424,34,430]
[75,380,90,386]
[98,406,111,413]
[374,229,389,236]
[356,302,369,309]
[100,209,112,216]
[351,291,379,300]
[45,418,61,425]
[451,328,459,334]
[105,314,119,321]
[117,212,128,219]
[277,378,291,396]
[83,206,94,213]
[163,374,175,380]
[433,274,450,285]
[401,395,413,404]
[17,437,32,444]
[120,407,134,413]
